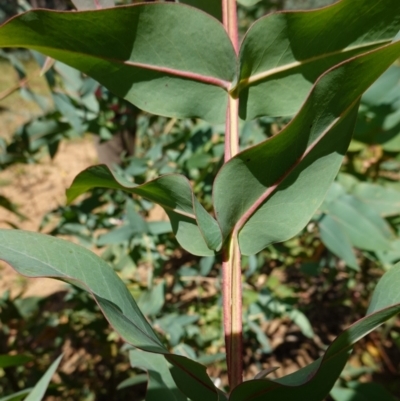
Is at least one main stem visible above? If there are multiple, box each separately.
[222,0,243,390]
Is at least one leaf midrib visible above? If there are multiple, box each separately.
[0,242,163,348]
[18,44,232,91]
[232,102,358,236]
[236,39,389,91]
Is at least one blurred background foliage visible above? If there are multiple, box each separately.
[1,0,400,400]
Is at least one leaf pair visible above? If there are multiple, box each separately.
[1,0,400,122]
[3,229,400,400]
[66,166,222,255]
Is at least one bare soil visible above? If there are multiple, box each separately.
[0,137,98,297]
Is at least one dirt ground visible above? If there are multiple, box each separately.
[0,137,98,297]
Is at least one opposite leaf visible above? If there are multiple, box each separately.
[230,263,400,401]
[0,229,165,353]
[237,0,400,119]
[214,37,400,255]
[0,230,220,400]
[0,4,235,123]
[67,165,222,255]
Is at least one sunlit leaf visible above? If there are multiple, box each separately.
[0,4,235,123]
[237,0,400,119]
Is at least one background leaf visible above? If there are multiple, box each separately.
[23,354,62,401]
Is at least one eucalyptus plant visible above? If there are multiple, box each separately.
[1,0,400,399]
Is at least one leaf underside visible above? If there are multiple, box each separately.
[0,230,219,401]
[230,263,400,400]
[0,4,235,123]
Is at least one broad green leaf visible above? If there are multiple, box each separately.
[24,354,62,401]
[0,229,165,353]
[67,165,222,255]
[117,374,148,390]
[0,354,32,369]
[361,65,400,108]
[323,190,394,252]
[229,263,400,400]
[319,214,359,271]
[214,37,400,256]
[129,350,187,401]
[352,183,400,217]
[0,4,235,123]
[237,0,400,119]
[138,281,165,316]
[166,354,220,401]
[0,230,219,400]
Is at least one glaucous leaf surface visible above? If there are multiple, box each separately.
[0,229,165,353]
[129,350,187,401]
[237,0,400,119]
[67,165,222,255]
[229,263,400,400]
[352,183,400,217]
[0,230,220,400]
[319,214,359,271]
[322,192,394,252]
[0,4,235,123]
[0,389,32,401]
[24,355,63,401]
[214,38,400,255]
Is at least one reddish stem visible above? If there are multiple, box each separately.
[221,0,243,391]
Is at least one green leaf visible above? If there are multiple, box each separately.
[352,183,400,217]
[0,4,235,123]
[67,165,222,255]
[214,37,400,256]
[229,263,400,400]
[331,383,397,401]
[0,389,32,401]
[138,281,165,316]
[322,185,394,252]
[129,350,187,401]
[166,354,220,401]
[0,354,32,369]
[0,229,165,353]
[237,0,400,119]
[179,0,222,21]
[23,354,62,401]
[0,230,219,400]
[319,214,359,271]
